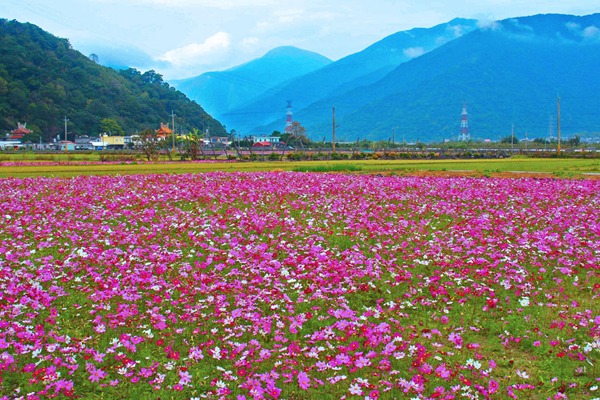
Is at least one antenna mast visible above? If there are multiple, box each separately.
[459,104,470,141]
[171,110,176,151]
[332,106,336,152]
[285,101,293,133]
[557,95,561,154]
[64,115,69,151]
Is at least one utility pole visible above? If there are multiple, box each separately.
[511,123,514,154]
[332,106,336,152]
[64,115,69,151]
[557,95,561,154]
[171,110,176,151]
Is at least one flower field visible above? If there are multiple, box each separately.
[0,172,599,399]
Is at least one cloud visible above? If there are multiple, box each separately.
[477,19,500,31]
[241,37,260,50]
[448,24,466,38]
[505,18,534,34]
[582,25,600,39]
[565,22,600,41]
[565,22,580,31]
[92,0,277,9]
[159,32,231,66]
[78,43,163,70]
[403,47,425,58]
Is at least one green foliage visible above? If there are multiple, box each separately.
[267,152,281,161]
[137,129,161,161]
[567,135,580,146]
[0,19,226,141]
[292,164,363,173]
[183,129,202,160]
[98,118,124,136]
[281,122,310,148]
[20,132,41,143]
[500,135,520,144]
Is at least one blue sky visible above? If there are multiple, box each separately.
[2,0,599,79]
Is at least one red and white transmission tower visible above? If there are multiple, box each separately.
[459,103,470,141]
[285,101,293,133]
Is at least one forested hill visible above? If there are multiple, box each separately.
[0,19,225,140]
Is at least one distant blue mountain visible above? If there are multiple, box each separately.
[290,13,600,142]
[80,43,162,72]
[221,18,479,133]
[170,47,331,127]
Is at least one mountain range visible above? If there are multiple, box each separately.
[178,14,600,142]
[171,47,332,127]
[304,13,600,142]
[215,18,480,136]
[2,14,600,142]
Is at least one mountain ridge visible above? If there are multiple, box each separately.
[218,18,480,134]
[171,46,332,125]
[255,13,600,141]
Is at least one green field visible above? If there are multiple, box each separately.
[0,156,599,178]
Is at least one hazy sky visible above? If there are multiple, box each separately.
[2,0,599,79]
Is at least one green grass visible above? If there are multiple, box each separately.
[0,157,599,178]
[292,163,363,173]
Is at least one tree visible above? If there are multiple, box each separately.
[567,135,580,147]
[21,132,41,144]
[500,135,519,144]
[184,128,202,160]
[282,122,310,148]
[141,70,164,85]
[99,118,125,136]
[137,128,160,161]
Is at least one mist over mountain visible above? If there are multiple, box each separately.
[171,47,332,127]
[255,13,600,142]
[80,43,163,72]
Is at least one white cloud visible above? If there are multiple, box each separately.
[582,25,600,39]
[241,37,260,49]
[159,32,231,66]
[448,24,465,38]
[566,22,580,31]
[92,0,278,9]
[565,22,600,41]
[477,19,501,31]
[403,47,425,58]
[275,8,305,24]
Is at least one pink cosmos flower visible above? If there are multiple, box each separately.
[88,367,106,383]
[179,370,192,386]
[297,371,310,390]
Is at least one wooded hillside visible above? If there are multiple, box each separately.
[0,19,225,140]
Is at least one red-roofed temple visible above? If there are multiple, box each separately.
[156,123,172,139]
[9,122,32,140]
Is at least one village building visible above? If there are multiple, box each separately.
[156,123,172,139]
[91,134,125,150]
[56,141,76,151]
[9,122,32,140]
[75,135,97,150]
[250,135,283,148]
